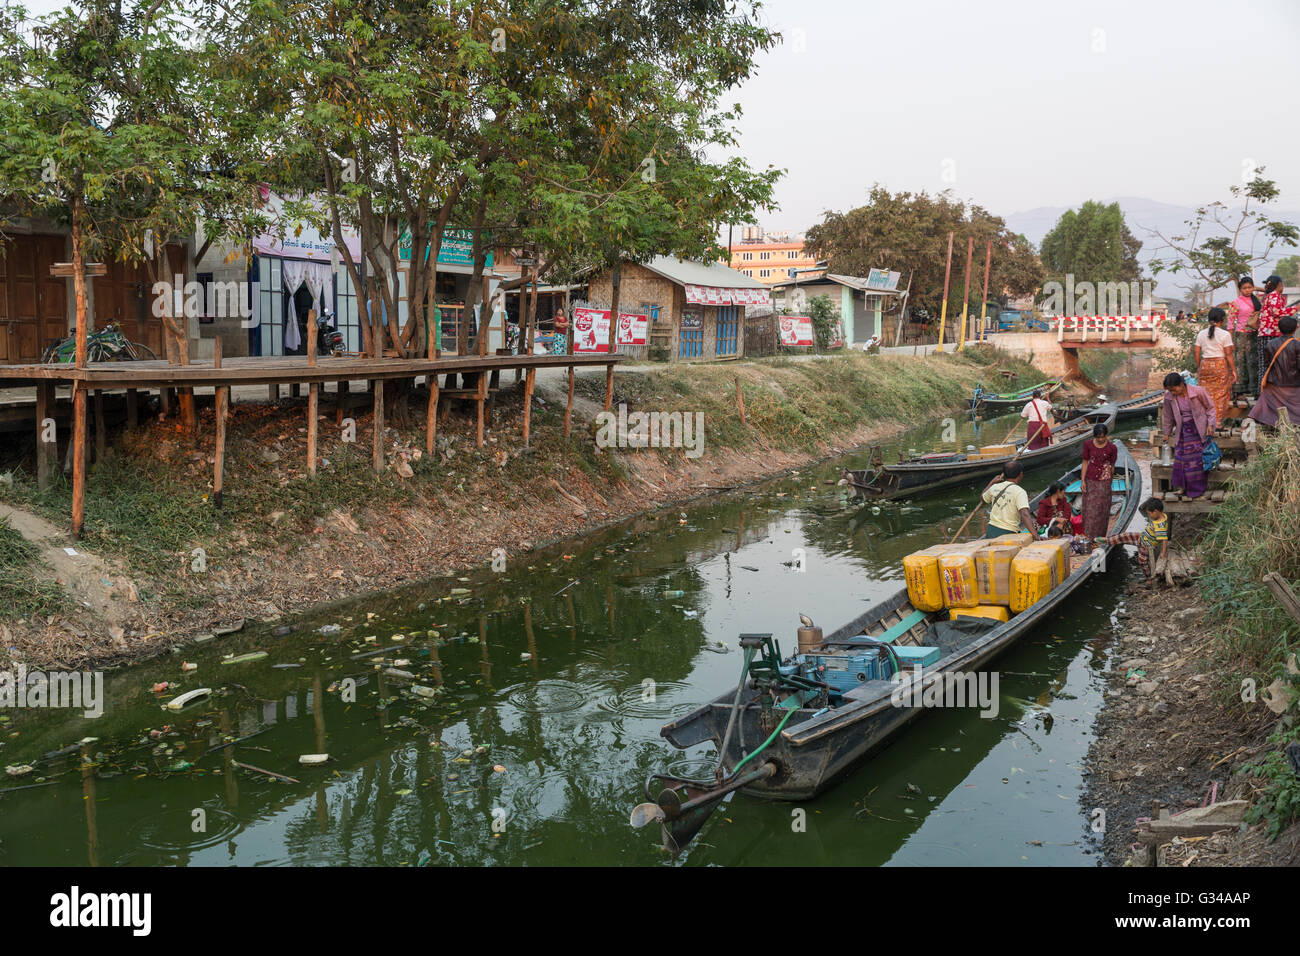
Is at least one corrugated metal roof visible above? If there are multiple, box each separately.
[769,272,902,296]
[637,255,767,290]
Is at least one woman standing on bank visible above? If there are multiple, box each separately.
[1161,372,1217,500]
[1257,275,1297,378]
[1194,308,1235,421]
[1230,276,1260,395]
[1079,423,1117,542]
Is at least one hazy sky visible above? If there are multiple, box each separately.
[14,0,1300,234]
[728,0,1300,231]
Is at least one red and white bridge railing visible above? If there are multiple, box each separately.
[1051,314,1166,343]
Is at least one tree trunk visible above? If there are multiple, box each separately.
[606,260,622,353]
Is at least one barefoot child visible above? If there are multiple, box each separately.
[1103,498,1169,582]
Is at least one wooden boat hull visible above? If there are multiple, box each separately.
[843,404,1117,500]
[659,443,1141,804]
[1055,390,1161,425]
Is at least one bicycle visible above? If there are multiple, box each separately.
[42,321,158,363]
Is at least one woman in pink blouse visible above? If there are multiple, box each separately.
[1230,276,1259,395]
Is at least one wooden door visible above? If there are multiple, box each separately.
[1,235,69,363]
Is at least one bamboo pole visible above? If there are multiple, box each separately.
[735,375,747,424]
[937,231,954,351]
[522,367,536,448]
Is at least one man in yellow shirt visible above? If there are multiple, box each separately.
[982,461,1036,537]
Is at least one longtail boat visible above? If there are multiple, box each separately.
[841,403,1117,500]
[1053,390,1161,425]
[969,379,1062,413]
[632,442,1141,854]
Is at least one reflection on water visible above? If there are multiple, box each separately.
[0,412,1143,866]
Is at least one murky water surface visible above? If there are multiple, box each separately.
[0,410,1154,866]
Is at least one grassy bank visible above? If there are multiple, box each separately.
[0,516,66,620]
[0,345,1045,665]
[1197,426,1300,839]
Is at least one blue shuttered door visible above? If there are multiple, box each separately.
[716,305,738,356]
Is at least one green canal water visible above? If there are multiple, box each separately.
[0,411,1152,866]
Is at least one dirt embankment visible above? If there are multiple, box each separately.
[0,348,1049,670]
[1083,434,1300,867]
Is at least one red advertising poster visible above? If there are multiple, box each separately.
[617,312,648,346]
[573,307,612,352]
[779,315,814,347]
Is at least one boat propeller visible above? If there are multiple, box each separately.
[631,762,779,855]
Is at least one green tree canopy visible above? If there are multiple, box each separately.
[1039,200,1142,287]
[803,186,1045,315]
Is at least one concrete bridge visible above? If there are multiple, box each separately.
[983,316,1179,381]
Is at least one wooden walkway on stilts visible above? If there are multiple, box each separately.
[1,346,622,537]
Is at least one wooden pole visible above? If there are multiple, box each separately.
[425,376,439,453]
[604,363,614,412]
[306,312,318,476]
[126,388,138,430]
[735,375,747,424]
[372,379,385,471]
[522,367,536,448]
[564,366,575,437]
[72,383,86,538]
[475,370,486,447]
[958,235,974,350]
[937,231,954,351]
[35,383,52,490]
[979,240,993,341]
[213,338,225,507]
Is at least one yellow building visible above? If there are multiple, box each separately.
[727,232,821,285]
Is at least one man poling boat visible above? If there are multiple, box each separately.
[969,378,1062,414]
[634,442,1142,855]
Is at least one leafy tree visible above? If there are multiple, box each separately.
[806,293,837,352]
[0,1,261,430]
[1039,200,1142,286]
[1273,254,1300,286]
[1146,172,1299,302]
[804,186,1045,320]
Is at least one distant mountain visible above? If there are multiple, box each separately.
[1006,197,1300,299]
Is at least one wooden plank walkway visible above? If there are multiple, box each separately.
[0,351,620,390]
[2,350,624,537]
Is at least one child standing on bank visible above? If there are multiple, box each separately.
[1103,498,1169,584]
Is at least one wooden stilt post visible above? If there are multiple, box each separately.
[564,366,575,437]
[307,312,318,476]
[72,384,86,538]
[426,376,440,453]
[522,367,536,448]
[372,379,385,472]
[337,380,349,425]
[476,372,486,447]
[213,338,226,508]
[126,388,138,429]
[735,375,747,424]
[35,382,53,490]
[161,386,172,417]
[267,384,277,403]
[604,363,614,411]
